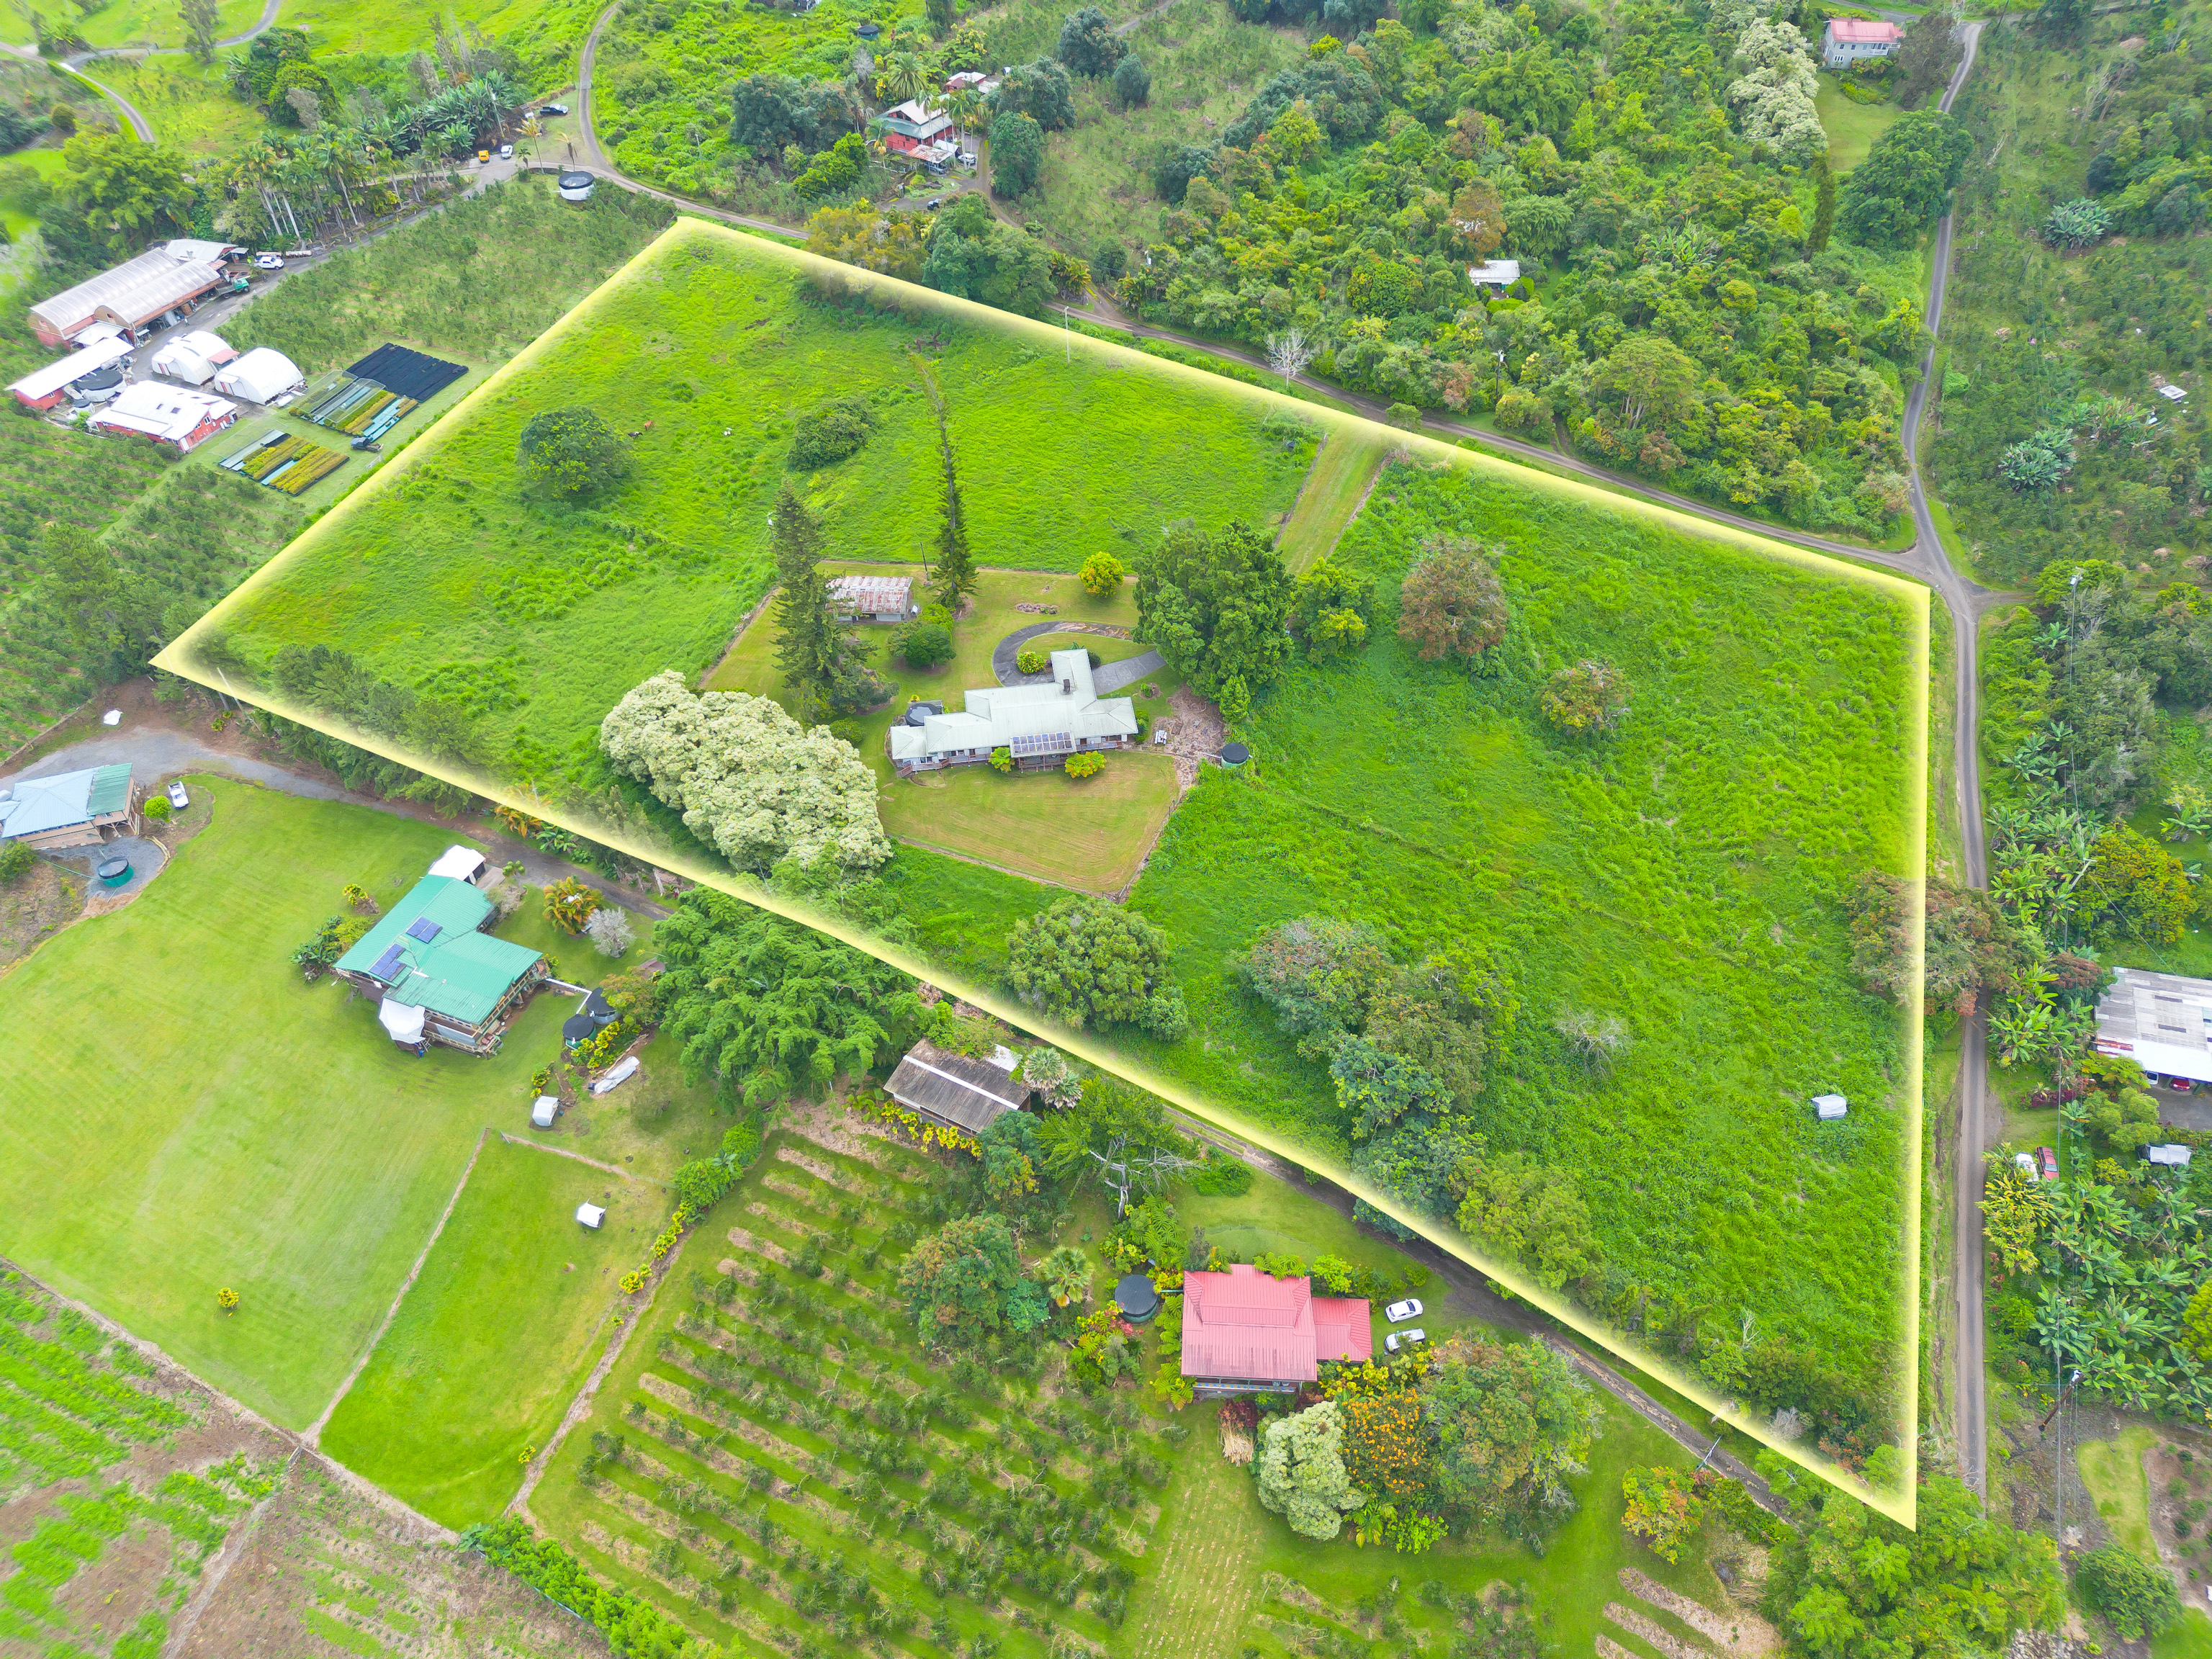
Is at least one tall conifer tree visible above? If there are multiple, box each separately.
[770,484,837,716]
[932,418,977,613]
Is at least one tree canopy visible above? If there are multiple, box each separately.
[654,889,923,1111]
[1256,1401,1365,1538]
[897,1212,1036,1346]
[598,670,891,872]
[517,407,633,498]
[1396,538,1509,665]
[1838,110,1972,247]
[1007,894,1190,1039]
[1135,520,1294,703]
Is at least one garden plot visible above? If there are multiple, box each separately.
[220,431,350,497]
[530,1117,1176,1658]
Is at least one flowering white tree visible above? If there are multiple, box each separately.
[583,906,635,958]
[1726,19,1827,164]
[1264,326,1315,389]
[599,671,892,873]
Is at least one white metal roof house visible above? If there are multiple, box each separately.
[1467,258,1521,290]
[427,843,489,883]
[889,648,1138,773]
[2095,966,2212,1085]
[830,574,915,623]
[86,382,239,454]
[4,336,134,411]
[213,346,305,405]
[150,330,236,387]
[27,240,238,349]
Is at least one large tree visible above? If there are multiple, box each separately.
[897,1212,1032,1346]
[1256,1402,1365,1539]
[991,57,1075,130]
[1056,6,1123,76]
[922,194,1054,315]
[55,132,193,256]
[986,110,1045,196]
[1135,520,1294,704]
[1890,4,1963,109]
[598,670,892,871]
[1761,1449,2062,1659]
[1007,894,1189,1039]
[763,485,883,717]
[1035,1076,1200,1215]
[654,889,922,1110]
[1838,110,1970,247]
[517,408,631,498]
[1395,538,1509,665]
[1423,1336,1601,1524]
[931,417,977,611]
[1450,1149,1599,1290]
[1845,871,2039,1016]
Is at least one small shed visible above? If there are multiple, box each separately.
[531,1095,559,1128]
[886,1038,1030,1134]
[2146,1143,2194,1168]
[1114,1273,1162,1323]
[427,843,487,882]
[1812,1093,1848,1122]
[576,1202,605,1228]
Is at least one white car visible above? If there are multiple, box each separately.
[1384,1328,1426,1354]
[1384,1298,1424,1323]
[2013,1151,2038,1180]
[498,143,514,159]
[166,780,189,811]
[253,253,284,271]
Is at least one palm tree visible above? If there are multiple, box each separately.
[943,85,980,149]
[878,50,929,109]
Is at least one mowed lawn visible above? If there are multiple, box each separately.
[1275,429,1390,575]
[884,752,1180,891]
[1816,76,1906,170]
[0,778,560,1426]
[711,562,1187,890]
[319,1136,647,1527]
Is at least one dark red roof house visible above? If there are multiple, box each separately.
[1179,1264,1372,1398]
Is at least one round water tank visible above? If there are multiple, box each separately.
[73,364,125,403]
[1220,741,1251,768]
[558,170,596,202]
[95,856,132,888]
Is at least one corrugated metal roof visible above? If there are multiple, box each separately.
[0,763,132,839]
[87,382,235,443]
[830,574,912,613]
[885,1038,1028,1133]
[335,876,541,1025]
[1827,17,1899,40]
[913,650,1137,757]
[6,336,134,402]
[1180,1264,1372,1384]
[30,240,234,336]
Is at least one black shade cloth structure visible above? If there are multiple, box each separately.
[343,343,467,404]
[562,987,618,1046]
[1113,1273,1163,1323]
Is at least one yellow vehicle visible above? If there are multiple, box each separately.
[477,148,490,163]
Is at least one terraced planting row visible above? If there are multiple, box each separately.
[534,1118,1181,1659]
[0,1268,291,1659]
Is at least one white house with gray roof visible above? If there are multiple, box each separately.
[889,649,1138,773]
[2095,966,2212,1086]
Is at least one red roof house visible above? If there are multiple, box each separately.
[1179,1264,1372,1397]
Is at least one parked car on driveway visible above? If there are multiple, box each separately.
[539,102,570,115]
[1384,1298,1423,1323]
[2038,1146,2059,1182]
[166,780,189,811]
[2013,1151,2037,1180]
[1383,1328,1426,1354]
[498,143,514,159]
[253,252,284,271]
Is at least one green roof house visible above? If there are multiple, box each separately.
[0,763,140,850]
[333,875,547,1053]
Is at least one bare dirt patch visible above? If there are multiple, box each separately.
[1621,1567,1779,1656]
[1153,687,1226,791]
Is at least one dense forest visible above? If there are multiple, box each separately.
[1932,0,2212,588]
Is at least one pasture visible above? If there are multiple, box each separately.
[0,778,576,1426]
[192,219,1298,765]
[1815,76,1906,171]
[318,1135,644,1528]
[1274,429,1391,574]
[886,754,1181,892]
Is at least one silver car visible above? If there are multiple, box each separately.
[166,780,189,811]
[1384,1328,1426,1354]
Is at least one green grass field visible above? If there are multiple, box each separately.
[0,0,260,51]
[887,752,1181,891]
[91,55,265,156]
[191,218,1297,771]
[318,1135,644,1527]
[1019,0,1306,258]
[0,778,583,1426]
[1274,429,1390,574]
[1815,75,1906,171]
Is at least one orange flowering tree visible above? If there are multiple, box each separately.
[1339,1393,1429,1501]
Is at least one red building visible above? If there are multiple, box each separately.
[1179,1264,1372,1399]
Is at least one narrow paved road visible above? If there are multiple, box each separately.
[2,0,284,141]
[1921,20,1997,1503]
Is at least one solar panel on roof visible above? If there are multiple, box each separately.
[369,943,405,980]
[405,917,441,943]
[1010,732,1074,757]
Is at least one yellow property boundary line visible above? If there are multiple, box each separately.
[163,215,1931,1527]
